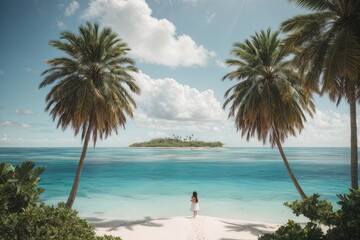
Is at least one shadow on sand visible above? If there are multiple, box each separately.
[87,216,167,231]
[220,220,275,238]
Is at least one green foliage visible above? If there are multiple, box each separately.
[259,220,324,240]
[40,22,140,147]
[284,194,335,225]
[0,161,121,240]
[222,28,315,147]
[259,189,360,240]
[327,189,360,240]
[0,202,121,240]
[129,137,224,148]
[0,161,45,214]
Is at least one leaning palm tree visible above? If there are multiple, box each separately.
[281,0,360,189]
[223,29,315,199]
[39,22,140,208]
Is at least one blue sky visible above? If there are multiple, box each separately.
[0,0,355,147]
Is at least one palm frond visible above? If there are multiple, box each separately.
[288,0,335,12]
[41,23,140,146]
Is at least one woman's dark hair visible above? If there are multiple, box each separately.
[192,191,198,203]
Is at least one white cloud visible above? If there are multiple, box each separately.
[0,70,4,76]
[154,0,199,4]
[206,10,216,24]
[0,136,78,145]
[57,20,66,29]
[13,109,35,115]
[131,71,229,131]
[82,0,214,67]
[25,67,40,74]
[0,120,31,128]
[286,110,359,147]
[1,134,8,142]
[65,1,80,16]
[215,59,227,68]
[181,0,198,4]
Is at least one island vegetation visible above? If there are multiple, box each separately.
[129,135,224,148]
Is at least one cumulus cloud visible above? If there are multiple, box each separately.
[65,1,80,16]
[286,110,359,147]
[131,71,229,131]
[13,109,35,115]
[82,0,214,67]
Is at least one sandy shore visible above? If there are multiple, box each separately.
[93,215,279,240]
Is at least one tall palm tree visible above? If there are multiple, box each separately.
[281,0,360,189]
[223,29,315,199]
[40,23,140,208]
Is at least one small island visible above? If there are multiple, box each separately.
[129,135,224,148]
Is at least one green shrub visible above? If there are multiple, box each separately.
[0,161,121,240]
[0,202,121,240]
[259,220,325,240]
[327,189,360,240]
[284,194,335,225]
[0,161,45,214]
[259,189,360,240]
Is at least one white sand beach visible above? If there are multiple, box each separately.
[94,215,279,240]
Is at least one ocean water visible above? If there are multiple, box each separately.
[0,147,353,223]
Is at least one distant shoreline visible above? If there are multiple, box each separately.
[129,137,224,148]
[129,146,225,150]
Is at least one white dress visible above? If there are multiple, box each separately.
[190,201,200,211]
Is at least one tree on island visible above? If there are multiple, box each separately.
[223,29,315,199]
[281,0,360,190]
[40,23,140,208]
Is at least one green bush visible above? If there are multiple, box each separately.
[327,189,360,240]
[0,202,121,240]
[259,220,325,240]
[0,161,121,240]
[258,189,360,240]
[0,161,45,214]
[284,194,335,225]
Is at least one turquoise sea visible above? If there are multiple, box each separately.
[0,147,354,223]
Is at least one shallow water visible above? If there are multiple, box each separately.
[0,147,353,223]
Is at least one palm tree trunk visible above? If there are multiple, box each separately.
[65,122,92,209]
[349,88,358,189]
[275,138,307,199]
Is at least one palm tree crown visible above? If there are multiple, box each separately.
[223,29,315,147]
[223,29,315,199]
[281,0,360,189]
[40,22,140,146]
[281,0,360,95]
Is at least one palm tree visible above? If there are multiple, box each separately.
[223,29,315,199]
[40,23,140,208]
[281,0,360,189]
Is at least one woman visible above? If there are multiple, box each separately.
[190,191,199,217]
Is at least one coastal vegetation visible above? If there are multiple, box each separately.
[259,189,360,240]
[281,0,360,190]
[39,22,140,208]
[222,29,313,199]
[129,136,223,148]
[0,161,121,240]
